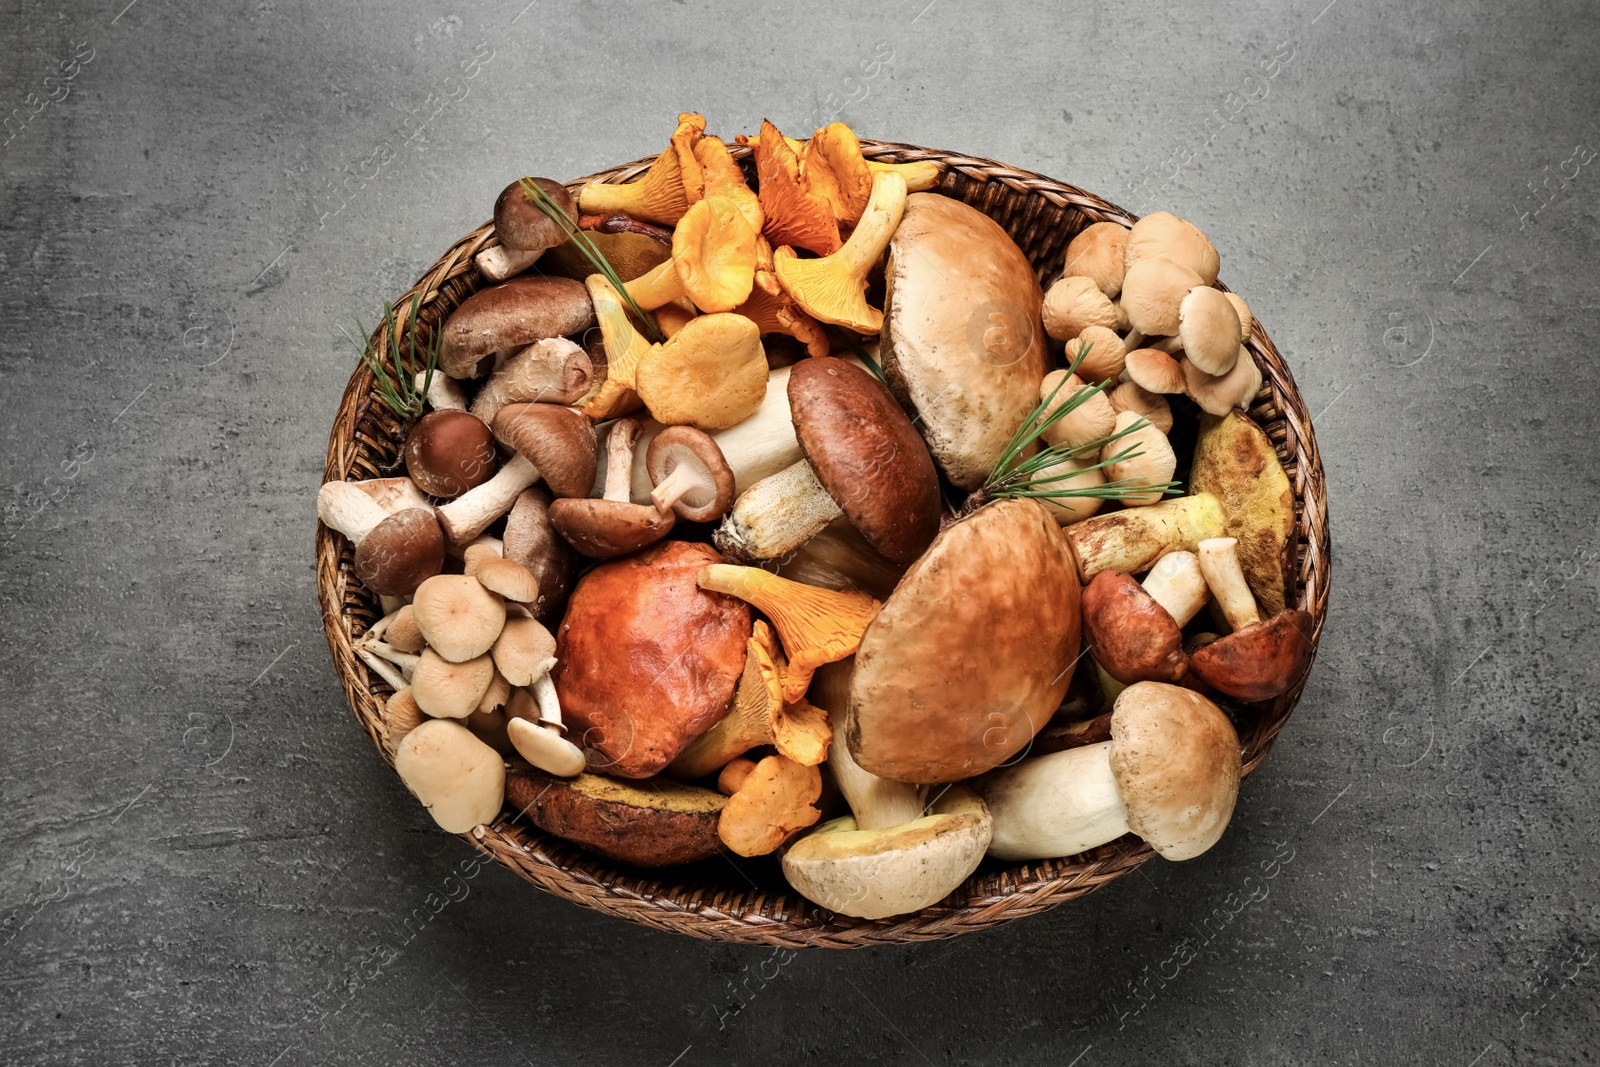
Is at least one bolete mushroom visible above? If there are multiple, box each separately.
[979,681,1240,861]
[316,481,445,596]
[410,573,506,663]
[554,541,752,778]
[713,355,941,566]
[506,768,726,867]
[438,275,594,379]
[717,754,823,857]
[549,418,675,558]
[647,425,735,522]
[881,191,1048,490]
[475,177,577,282]
[1081,551,1208,685]
[394,718,506,835]
[1190,537,1315,700]
[781,740,992,919]
[847,499,1081,782]
[404,409,500,499]
[773,169,907,333]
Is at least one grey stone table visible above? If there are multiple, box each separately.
[3,1,1596,1063]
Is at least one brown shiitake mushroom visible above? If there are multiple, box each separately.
[404,409,499,499]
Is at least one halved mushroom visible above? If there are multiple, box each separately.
[848,500,1081,782]
[409,573,506,663]
[317,481,445,596]
[773,169,907,334]
[469,337,594,424]
[549,418,675,558]
[1190,537,1314,700]
[979,681,1239,860]
[476,177,577,282]
[394,718,506,834]
[881,192,1048,490]
[647,425,735,522]
[404,409,499,499]
[717,753,823,857]
[437,275,594,379]
[506,768,726,867]
[781,740,992,919]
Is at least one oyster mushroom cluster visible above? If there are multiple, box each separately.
[319,113,1316,921]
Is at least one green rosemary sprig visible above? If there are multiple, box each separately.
[518,177,664,344]
[976,343,1181,507]
[340,291,437,420]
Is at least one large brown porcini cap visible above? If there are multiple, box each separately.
[787,356,941,566]
[438,276,594,378]
[494,177,575,255]
[847,499,1082,782]
[490,403,597,499]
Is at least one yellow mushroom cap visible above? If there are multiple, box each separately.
[577,113,702,226]
[717,753,822,857]
[580,275,652,420]
[633,313,768,431]
[800,122,876,225]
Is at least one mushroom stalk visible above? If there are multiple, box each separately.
[981,742,1131,861]
[436,453,540,545]
[506,661,585,777]
[1063,492,1226,581]
[828,738,925,832]
[317,481,392,545]
[530,668,565,731]
[360,641,421,681]
[714,460,841,562]
[357,648,409,691]
[1140,550,1208,626]
[1197,537,1261,631]
[475,243,542,282]
[415,371,469,412]
[601,421,636,503]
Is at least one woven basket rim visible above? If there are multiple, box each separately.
[315,139,1331,948]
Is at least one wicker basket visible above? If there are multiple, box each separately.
[316,141,1331,948]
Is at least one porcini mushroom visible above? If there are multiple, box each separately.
[1063,221,1130,297]
[697,565,879,702]
[1063,493,1227,581]
[647,425,735,522]
[394,718,506,834]
[1190,537,1314,700]
[475,177,577,282]
[881,192,1048,489]
[549,418,675,558]
[717,754,823,857]
[469,337,594,424]
[437,275,594,379]
[1080,551,1208,685]
[316,481,445,596]
[773,169,907,333]
[506,769,725,867]
[633,313,768,431]
[781,740,992,919]
[979,681,1240,861]
[1189,411,1296,614]
[576,113,700,226]
[715,355,941,566]
[404,409,500,499]
[409,573,506,663]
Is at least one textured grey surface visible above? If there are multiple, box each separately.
[2,0,1597,1063]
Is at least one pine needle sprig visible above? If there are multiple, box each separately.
[341,291,437,420]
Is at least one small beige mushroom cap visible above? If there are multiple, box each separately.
[1124,348,1186,395]
[476,556,542,603]
[1065,325,1127,384]
[386,605,425,654]
[1039,371,1117,451]
[1034,457,1106,526]
[1224,292,1252,342]
[411,574,506,663]
[1183,346,1263,416]
[1110,682,1240,860]
[1178,286,1242,376]
[1062,222,1129,298]
[492,616,557,687]
[384,686,425,754]
[394,718,507,834]
[1121,259,1204,337]
[1103,410,1176,507]
[1043,276,1121,341]
[411,649,496,719]
[1125,211,1220,285]
[780,788,992,919]
[506,717,586,778]
[1109,381,1174,434]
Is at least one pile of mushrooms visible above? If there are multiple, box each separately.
[318,112,1317,917]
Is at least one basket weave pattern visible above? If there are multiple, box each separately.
[316,141,1331,948]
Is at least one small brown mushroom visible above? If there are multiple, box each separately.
[647,425,735,522]
[1109,381,1174,434]
[1080,551,1208,685]
[1177,286,1243,376]
[475,177,577,282]
[1124,348,1186,395]
[404,409,500,499]
[502,487,575,622]
[469,337,594,424]
[438,275,594,379]
[1183,345,1263,416]
[549,419,675,558]
[1124,211,1220,286]
[317,482,445,596]
[1190,537,1314,700]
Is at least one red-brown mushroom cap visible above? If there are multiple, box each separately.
[1081,571,1187,685]
[547,498,676,559]
[1188,608,1315,701]
[493,177,575,255]
[352,507,445,596]
[787,356,941,566]
[646,425,735,522]
[403,409,500,498]
[490,403,597,499]
[438,276,595,378]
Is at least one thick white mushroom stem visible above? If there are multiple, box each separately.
[715,460,842,562]
[1141,550,1209,626]
[507,659,585,777]
[317,481,391,544]
[982,743,1131,861]
[603,421,640,504]
[1197,537,1261,631]
[649,462,702,515]
[828,739,925,832]
[436,453,540,545]
[475,244,542,283]
[414,371,469,412]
